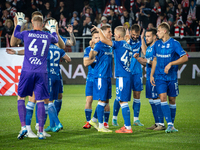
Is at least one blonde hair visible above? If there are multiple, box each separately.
[115,26,126,37]
[5,19,13,27]
[158,22,170,32]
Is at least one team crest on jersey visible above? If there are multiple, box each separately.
[161,45,165,48]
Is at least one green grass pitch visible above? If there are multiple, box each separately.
[0,85,200,150]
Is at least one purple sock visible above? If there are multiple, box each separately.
[18,100,26,127]
[37,102,45,132]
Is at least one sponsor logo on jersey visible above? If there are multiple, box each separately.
[156,54,171,58]
[29,57,42,65]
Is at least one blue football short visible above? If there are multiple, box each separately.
[48,77,61,101]
[131,73,143,91]
[116,77,131,102]
[146,80,158,99]
[18,71,49,100]
[85,79,93,96]
[155,79,179,97]
[93,78,112,101]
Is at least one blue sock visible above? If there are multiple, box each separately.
[169,104,176,124]
[54,99,62,115]
[113,99,120,117]
[149,99,159,124]
[93,106,98,119]
[85,109,92,122]
[104,111,110,123]
[35,103,38,124]
[97,102,106,124]
[161,102,173,125]
[121,103,131,127]
[154,99,164,124]
[48,103,60,126]
[26,101,35,125]
[44,104,48,125]
[133,99,141,118]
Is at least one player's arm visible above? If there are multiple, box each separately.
[83,57,95,67]
[55,25,65,49]
[133,53,151,66]
[6,48,24,55]
[65,24,76,46]
[125,29,131,44]
[63,53,71,63]
[91,25,112,46]
[150,57,157,86]
[10,16,21,46]
[141,29,146,55]
[164,54,188,74]
[14,12,26,39]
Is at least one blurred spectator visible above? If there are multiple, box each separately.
[132,0,144,23]
[93,13,102,26]
[89,0,104,14]
[181,0,189,8]
[12,0,25,12]
[139,1,151,29]
[194,20,200,51]
[42,2,53,18]
[73,0,84,17]
[71,11,80,25]
[196,0,200,21]
[107,9,120,34]
[0,3,2,18]
[1,10,13,25]
[82,1,93,16]
[1,19,14,47]
[97,16,110,28]
[156,12,167,27]
[81,16,92,47]
[188,0,196,21]
[124,0,135,13]
[81,7,95,23]
[27,3,39,19]
[55,1,68,22]
[0,19,4,40]
[123,22,130,30]
[147,22,154,29]
[167,1,176,22]
[59,13,67,36]
[176,4,183,20]
[103,0,123,16]
[5,2,17,18]
[121,10,133,27]
[22,16,33,31]
[152,1,161,16]
[186,15,193,27]
[71,19,81,52]
[44,12,52,22]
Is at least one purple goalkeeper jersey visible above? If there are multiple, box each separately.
[14,25,58,73]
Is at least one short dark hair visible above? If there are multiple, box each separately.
[146,28,157,36]
[131,24,141,32]
[92,30,99,36]
[100,24,111,31]
[31,11,43,19]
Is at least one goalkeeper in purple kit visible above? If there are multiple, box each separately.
[14,12,58,139]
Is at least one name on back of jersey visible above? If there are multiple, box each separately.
[28,33,48,39]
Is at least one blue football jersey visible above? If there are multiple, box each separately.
[84,46,96,81]
[145,43,155,80]
[93,41,113,78]
[112,40,132,77]
[153,38,186,81]
[129,37,143,74]
[47,36,67,79]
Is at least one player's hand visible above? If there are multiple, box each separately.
[150,76,156,86]
[134,53,139,59]
[65,24,73,33]
[45,19,57,33]
[89,40,95,49]
[164,63,172,74]
[125,29,130,43]
[15,12,26,26]
[6,48,16,55]
[91,25,100,32]
[141,29,145,39]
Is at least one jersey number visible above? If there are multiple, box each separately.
[121,50,128,65]
[29,39,47,56]
[50,50,60,67]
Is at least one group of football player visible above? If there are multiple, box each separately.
[7,9,188,139]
